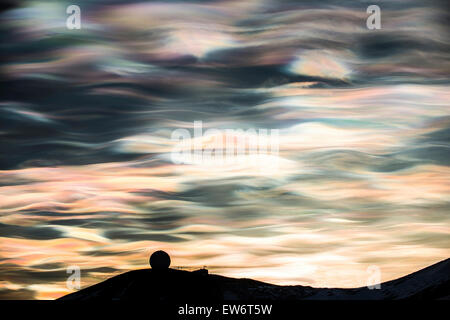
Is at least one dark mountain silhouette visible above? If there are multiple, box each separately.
[59,258,450,301]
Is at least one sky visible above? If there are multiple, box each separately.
[0,0,449,299]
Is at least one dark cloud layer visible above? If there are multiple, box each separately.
[0,0,449,169]
[0,222,63,240]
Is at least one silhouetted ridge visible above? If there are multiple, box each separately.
[59,258,450,301]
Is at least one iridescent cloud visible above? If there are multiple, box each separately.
[0,0,449,299]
